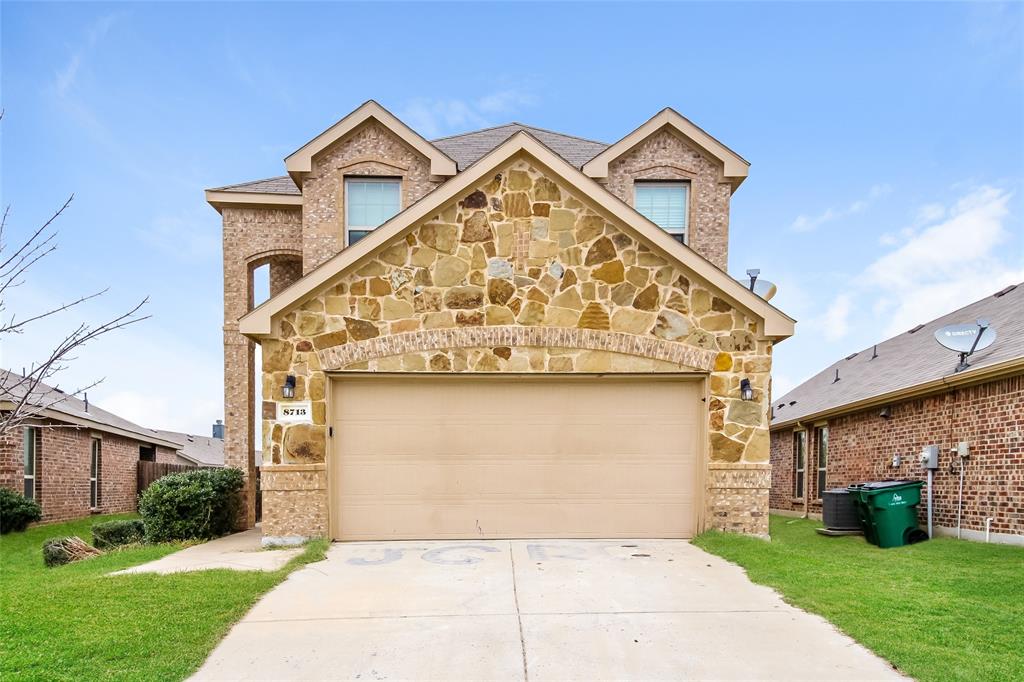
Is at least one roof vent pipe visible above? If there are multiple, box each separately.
[832,368,841,384]
[84,393,89,413]
[871,345,878,360]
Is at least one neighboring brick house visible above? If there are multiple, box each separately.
[769,284,1023,545]
[0,370,184,523]
[207,101,794,545]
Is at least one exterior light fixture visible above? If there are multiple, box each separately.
[282,375,296,399]
[740,378,754,401]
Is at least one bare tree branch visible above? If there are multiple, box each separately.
[0,180,150,438]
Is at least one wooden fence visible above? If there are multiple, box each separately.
[137,461,198,495]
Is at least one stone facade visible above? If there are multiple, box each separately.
[770,374,1024,539]
[0,421,178,523]
[603,129,733,271]
[258,159,774,541]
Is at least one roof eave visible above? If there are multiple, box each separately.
[770,356,1024,430]
[0,402,183,449]
[205,189,303,214]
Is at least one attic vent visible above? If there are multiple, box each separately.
[789,400,797,406]
[907,324,925,334]
[845,352,859,360]
[994,284,1018,297]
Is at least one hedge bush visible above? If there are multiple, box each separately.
[138,467,244,542]
[0,487,42,534]
[91,519,145,549]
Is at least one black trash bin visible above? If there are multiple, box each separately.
[822,488,860,531]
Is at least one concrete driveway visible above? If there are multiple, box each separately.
[192,539,903,681]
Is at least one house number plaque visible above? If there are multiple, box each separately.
[277,401,313,423]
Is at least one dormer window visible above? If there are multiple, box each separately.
[345,177,401,245]
[635,181,689,244]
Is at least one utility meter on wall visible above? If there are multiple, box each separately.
[920,445,939,470]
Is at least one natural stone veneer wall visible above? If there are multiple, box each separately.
[261,158,774,540]
[603,129,732,271]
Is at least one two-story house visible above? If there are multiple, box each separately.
[207,102,794,545]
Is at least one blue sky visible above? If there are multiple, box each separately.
[2,1,1022,435]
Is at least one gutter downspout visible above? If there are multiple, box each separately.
[796,421,809,519]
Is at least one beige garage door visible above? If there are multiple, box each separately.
[330,376,701,541]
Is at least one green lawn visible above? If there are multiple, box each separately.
[0,514,328,681]
[694,515,1024,682]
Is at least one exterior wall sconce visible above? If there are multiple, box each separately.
[740,378,754,401]
[282,375,296,399]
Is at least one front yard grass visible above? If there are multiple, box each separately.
[694,515,1024,682]
[0,514,327,681]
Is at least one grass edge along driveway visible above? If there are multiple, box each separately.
[0,513,327,681]
[694,515,1024,682]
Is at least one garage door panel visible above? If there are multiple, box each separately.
[331,377,701,540]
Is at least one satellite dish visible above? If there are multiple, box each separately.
[935,318,997,373]
[751,278,777,301]
[740,269,778,301]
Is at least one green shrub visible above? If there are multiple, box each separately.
[0,487,42,534]
[138,468,244,542]
[91,519,145,549]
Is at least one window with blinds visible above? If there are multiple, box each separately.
[635,182,689,243]
[345,178,401,245]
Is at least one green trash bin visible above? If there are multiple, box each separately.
[847,480,928,548]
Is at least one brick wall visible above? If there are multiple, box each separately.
[770,373,1024,536]
[221,206,304,528]
[301,120,441,272]
[0,420,182,523]
[603,128,732,270]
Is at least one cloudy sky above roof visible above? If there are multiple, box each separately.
[2,2,1021,433]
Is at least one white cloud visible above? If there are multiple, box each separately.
[53,12,121,97]
[791,183,892,232]
[817,185,1023,341]
[137,211,220,263]
[398,89,539,138]
[820,294,851,341]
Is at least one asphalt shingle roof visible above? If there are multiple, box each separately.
[211,176,300,195]
[771,283,1024,427]
[0,369,180,448]
[432,123,608,170]
[213,123,608,193]
[149,429,225,467]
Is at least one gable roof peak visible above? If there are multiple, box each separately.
[285,100,457,184]
[583,107,750,188]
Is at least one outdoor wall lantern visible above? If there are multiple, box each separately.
[282,375,296,399]
[740,378,754,401]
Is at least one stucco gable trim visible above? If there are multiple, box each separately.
[285,100,457,183]
[582,108,750,188]
[240,131,793,340]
